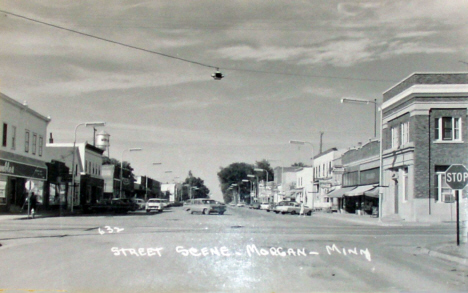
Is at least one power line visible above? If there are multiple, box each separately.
[1,9,397,83]
[0,9,218,70]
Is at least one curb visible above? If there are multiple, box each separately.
[416,247,468,267]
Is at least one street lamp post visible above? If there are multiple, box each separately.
[71,121,106,213]
[341,97,378,138]
[254,168,269,202]
[378,106,383,222]
[242,179,253,204]
[231,184,239,204]
[247,174,256,202]
[120,148,142,198]
[191,186,199,199]
[268,159,284,203]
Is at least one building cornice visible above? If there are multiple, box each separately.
[382,84,468,110]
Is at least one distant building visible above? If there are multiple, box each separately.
[312,148,345,210]
[0,93,49,213]
[161,183,176,202]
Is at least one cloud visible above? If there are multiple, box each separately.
[214,45,309,62]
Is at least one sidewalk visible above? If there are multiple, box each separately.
[313,211,468,267]
[0,209,78,221]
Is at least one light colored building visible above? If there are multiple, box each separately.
[0,93,50,212]
[294,167,314,208]
[312,148,345,210]
[46,143,105,209]
[161,183,176,202]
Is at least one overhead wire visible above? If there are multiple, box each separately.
[1,9,396,83]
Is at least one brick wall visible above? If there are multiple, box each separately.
[413,109,468,199]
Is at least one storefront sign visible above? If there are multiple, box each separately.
[0,159,47,180]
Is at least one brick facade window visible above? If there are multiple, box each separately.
[400,122,409,145]
[391,126,399,148]
[434,165,455,203]
[435,117,462,142]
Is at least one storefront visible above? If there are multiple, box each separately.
[44,160,70,210]
[0,152,48,213]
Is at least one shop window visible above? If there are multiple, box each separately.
[435,117,462,142]
[2,123,7,147]
[0,180,6,204]
[25,130,30,153]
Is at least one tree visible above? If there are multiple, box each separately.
[102,157,137,195]
[180,171,210,200]
[291,162,307,167]
[217,162,255,203]
[255,159,274,182]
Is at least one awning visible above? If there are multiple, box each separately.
[327,187,356,198]
[344,185,375,197]
[0,151,47,180]
[364,187,380,198]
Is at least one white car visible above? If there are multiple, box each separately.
[131,198,146,210]
[184,199,226,215]
[146,198,164,213]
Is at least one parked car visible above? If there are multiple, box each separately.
[249,203,261,209]
[86,198,134,214]
[273,201,312,215]
[185,199,226,215]
[260,202,275,212]
[146,198,165,213]
[111,198,136,213]
[130,198,146,210]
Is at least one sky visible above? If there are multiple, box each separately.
[1,0,468,201]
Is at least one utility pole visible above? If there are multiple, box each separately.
[319,131,324,154]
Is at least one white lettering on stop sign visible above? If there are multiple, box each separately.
[445,164,468,190]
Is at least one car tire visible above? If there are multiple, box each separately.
[307,211,312,216]
[190,211,194,214]
[146,209,150,213]
[219,212,224,215]
[281,212,286,215]
[291,210,296,215]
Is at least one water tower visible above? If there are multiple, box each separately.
[95,130,110,157]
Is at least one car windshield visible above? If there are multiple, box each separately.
[202,200,216,204]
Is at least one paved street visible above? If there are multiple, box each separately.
[0,206,466,293]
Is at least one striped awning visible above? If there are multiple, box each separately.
[327,187,356,198]
[344,185,375,197]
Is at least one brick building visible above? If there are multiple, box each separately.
[381,73,468,222]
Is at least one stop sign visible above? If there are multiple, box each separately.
[445,164,468,190]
